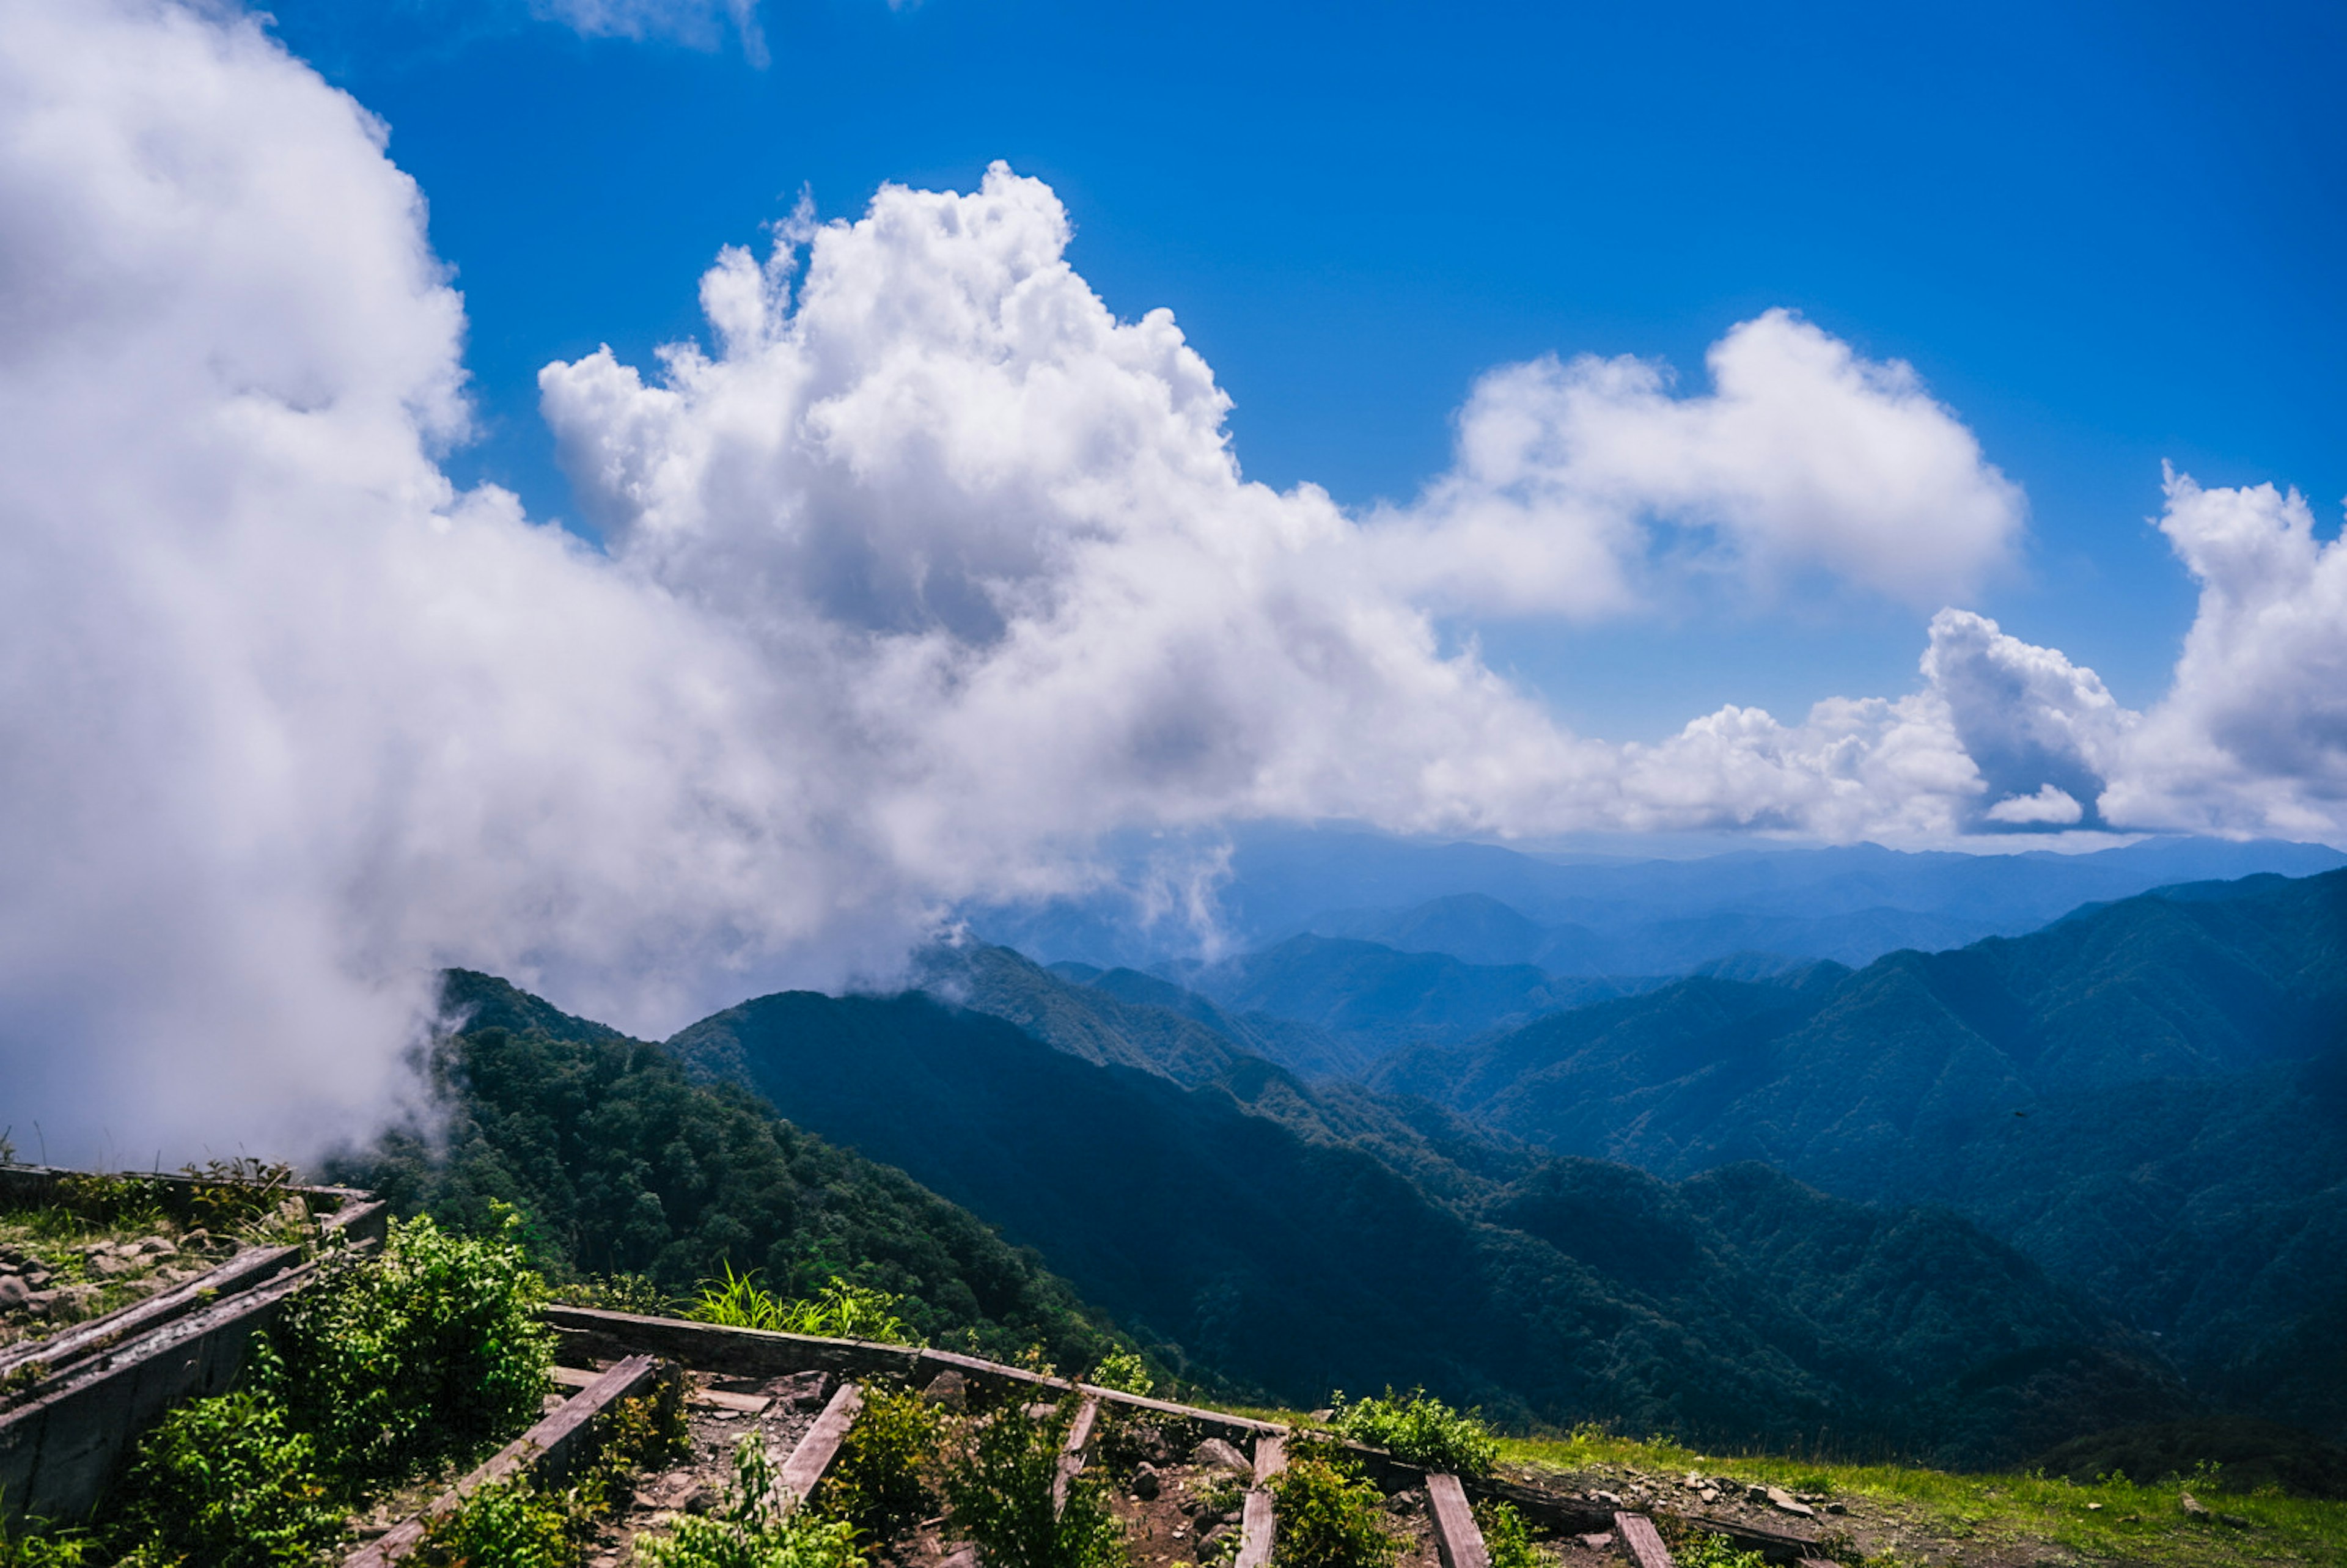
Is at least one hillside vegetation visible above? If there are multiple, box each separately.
[1369,869,2347,1438]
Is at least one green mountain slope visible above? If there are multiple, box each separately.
[667,980,2183,1465]
[1370,869,2347,1435]
[328,970,1133,1370]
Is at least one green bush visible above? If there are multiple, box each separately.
[554,1272,678,1316]
[1326,1390,1497,1478]
[1265,1450,1398,1568]
[1086,1351,1153,1397]
[106,1391,344,1568]
[637,1436,868,1568]
[265,1207,554,1492]
[0,1511,96,1568]
[815,1384,944,1539]
[1471,1501,1548,1568]
[942,1397,1125,1568]
[1668,1533,1767,1568]
[418,1479,578,1568]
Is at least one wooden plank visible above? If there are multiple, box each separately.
[1614,1512,1676,1568]
[342,1354,665,1567]
[1252,1432,1287,1485]
[1052,1394,1100,1516]
[777,1380,864,1502]
[1234,1487,1276,1568]
[1427,1473,1490,1568]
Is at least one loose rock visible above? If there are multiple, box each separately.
[1763,1485,1816,1519]
[1131,1463,1161,1500]
[2180,1492,2213,1522]
[1190,1437,1249,1472]
[762,1369,837,1410]
[0,1275,29,1310]
[921,1369,969,1412]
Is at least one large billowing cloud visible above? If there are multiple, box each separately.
[1,0,2338,1160]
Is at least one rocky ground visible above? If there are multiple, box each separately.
[0,1223,244,1347]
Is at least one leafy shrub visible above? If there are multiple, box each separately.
[1471,1501,1548,1568]
[1265,1449,1398,1568]
[419,1388,691,1568]
[942,1397,1125,1568]
[637,1436,867,1568]
[815,1384,944,1538]
[0,1509,96,1568]
[265,1208,554,1492]
[1086,1351,1153,1397]
[106,1391,343,1568]
[1327,1390,1497,1478]
[418,1479,578,1568]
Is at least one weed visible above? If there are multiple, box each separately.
[689,1269,920,1346]
[178,1159,299,1236]
[0,1501,95,1568]
[1265,1448,1397,1568]
[1087,1351,1153,1397]
[263,1206,554,1493]
[943,1394,1125,1568]
[556,1272,678,1316]
[1471,1501,1548,1568]
[1326,1390,1497,1478]
[419,1479,579,1568]
[815,1383,944,1538]
[105,1390,344,1568]
[1664,1532,1767,1568]
[636,1435,867,1568]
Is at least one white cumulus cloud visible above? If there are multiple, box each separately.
[5,0,2343,1166]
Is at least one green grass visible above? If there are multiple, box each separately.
[1492,1427,2347,1568]
[1209,1407,2347,1567]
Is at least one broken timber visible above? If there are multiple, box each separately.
[343,1354,672,1567]
[543,1306,1834,1566]
[1425,1473,1491,1568]
[779,1380,864,1503]
[1615,1511,1676,1568]
[1052,1393,1101,1517]
[1233,1431,1285,1568]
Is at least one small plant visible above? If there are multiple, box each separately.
[178,1159,299,1236]
[263,1206,554,1493]
[814,1383,944,1538]
[1326,1389,1497,1478]
[1087,1350,1153,1397]
[943,1396,1126,1568]
[0,1502,96,1568]
[1265,1448,1398,1568]
[418,1478,579,1568]
[105,1390,343,1568]
[1666,1533,1767,1568]
[688,1269,920,1346]
[636,1435,868,1568]
[556,1272,678,1316]
[1471,1501,1548,1568]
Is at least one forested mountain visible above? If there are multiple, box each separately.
[667,967,2183,1466]
[1370,869,2347,1437]
[329,971,1134,1372]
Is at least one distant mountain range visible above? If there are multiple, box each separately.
[1368,868,2347,1439]
[375,840,2347,1475]
[968,827,2346,978]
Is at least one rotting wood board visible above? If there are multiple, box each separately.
[1614,1511,1675,1568]
[342,1354,669,1568]
[1053,1393,1100,1516]
[1426,1473,1490,1568]
[777,1380,863,1504]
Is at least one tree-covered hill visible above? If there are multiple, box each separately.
[328,970,1133,1372]
[1368,868,2347,1437]
[667,974,2183,1466]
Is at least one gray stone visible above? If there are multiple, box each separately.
[2180,1492,2212,1522]
[1130,1463,1161,1500]
[0,1274,30,1310]
[1576,1535,1614,1552]
[921,1369,969,1412]
[1763,1486,1816,1518]
[1383,1489,1423,1515]
[761,1369,837,1410]
[89,1251,136,1278]
[1190,1437,1248,1472]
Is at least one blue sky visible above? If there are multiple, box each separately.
[266,0,2345,737]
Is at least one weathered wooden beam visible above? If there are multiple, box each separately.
[1232,1431,1287,1568]
[1614,1512,1676,1568]
[1051,1394,1101,1517]
[342,1354,667,1568]
[1427,1473,1490,1568]
[777,1380,864,1503]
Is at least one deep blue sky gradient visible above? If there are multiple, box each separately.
[265,0,2345,738]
